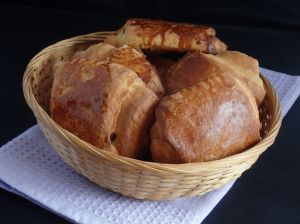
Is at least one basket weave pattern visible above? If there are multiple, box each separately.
[23,32,282,200]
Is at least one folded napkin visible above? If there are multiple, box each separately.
[0,68,300,224]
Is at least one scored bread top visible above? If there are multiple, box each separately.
[105,18,227,54]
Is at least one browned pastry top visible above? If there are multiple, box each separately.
[105,18,227,54]
[107,45,165,96]
[72,43,165,96]
[166,51,265,106]
[151,74,260,163]
[51,59,158,158]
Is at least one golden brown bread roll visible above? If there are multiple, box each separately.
[50,59,158,158]
[151,73,261,163]
[105,18,227,54]
[166,51,265,105]
[72,43,165,96]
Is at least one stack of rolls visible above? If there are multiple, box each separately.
[50,18,265,164]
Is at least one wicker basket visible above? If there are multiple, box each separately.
[23,32,282,200]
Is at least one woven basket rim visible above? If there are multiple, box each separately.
[23,32,282,174]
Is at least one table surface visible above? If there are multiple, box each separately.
[0,3,300,224]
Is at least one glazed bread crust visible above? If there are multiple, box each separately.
[73,43,165,96]
[166,51,265,105]
[151,73,260,163]
[105,18,227,54]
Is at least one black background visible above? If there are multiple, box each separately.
[0,1,300,223]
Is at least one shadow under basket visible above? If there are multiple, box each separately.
[23,32,282,200]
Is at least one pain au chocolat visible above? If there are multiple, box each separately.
[105,18,227,54]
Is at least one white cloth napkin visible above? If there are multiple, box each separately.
[0,68,300,224]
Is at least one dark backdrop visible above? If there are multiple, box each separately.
[0,1,300,224]
[3,0,300,29]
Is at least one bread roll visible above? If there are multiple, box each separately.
[105,18,227,54]
[166,51,265,105]
[51,59,158,158]
[151,73,261,163]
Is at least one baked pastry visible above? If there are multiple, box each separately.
[106,45,165,96]
[105,18,227,54]
[50,19,265,163]
[151,73,261,163]
[51,59,158,158]
[166,51,265,105]
[72,43,165,96]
